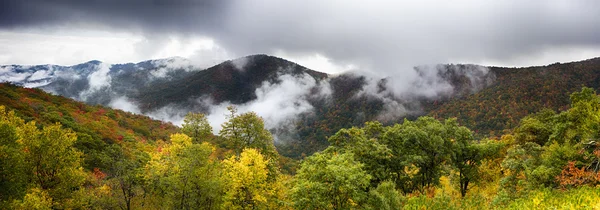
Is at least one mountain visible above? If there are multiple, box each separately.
[135,54,328,112]
[0,57,200,106]
[0,55,503,158]
[425,57,600,137]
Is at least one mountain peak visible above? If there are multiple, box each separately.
[135,54,329,109]
[85,60,102,65]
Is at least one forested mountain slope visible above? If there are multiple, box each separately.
[0,83,179,169]
[135,54,328,111]
[426,57,600,136]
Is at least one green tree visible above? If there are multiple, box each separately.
[496,87,600,199]
[396,117,451,193]
[446,118,480,197]
[291,152,371,210]
[514,109,556,146]
[0,106,85,207]
[103,143,148,210]
[326,122,392,186]
[365,180,404,210]
[498,142,543,201]
[182,112,213,143]
[219,106,278,159]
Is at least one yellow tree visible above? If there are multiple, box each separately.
[222,148,272,210]
[0,106,85,208]
[219,106,280,180]
[144,133,224,209]
[18,122,86,206]
[0,106,27,205]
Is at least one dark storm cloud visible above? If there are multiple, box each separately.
[2,0,600,74]
[0,0,228,34]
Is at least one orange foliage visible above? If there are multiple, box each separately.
[93,168,107,180]
[556,161,600,188]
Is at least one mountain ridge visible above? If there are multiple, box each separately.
[3,54,599,157]
[135,54,329,111]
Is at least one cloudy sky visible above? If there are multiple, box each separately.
[1,0,599,74]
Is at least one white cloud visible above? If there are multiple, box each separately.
[87,62,112,91]
[23,80,52,88]
[0,65,13,74]
[0,65,31,83]
[78,62,112,101]
[146,105,187,126]
[149,57,194,78]
[274,51,356,74]
[202,73,330,137]
[0,31,141,65]
[108,96,141,114]
[28,69,50,81]
[231,56,249,71]
[0,31,230,69]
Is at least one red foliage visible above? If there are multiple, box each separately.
[93,168,107,180]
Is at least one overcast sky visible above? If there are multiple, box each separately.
[1,0,599,74]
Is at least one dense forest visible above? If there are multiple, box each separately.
[2,81,600,209]
[426,57,600,137]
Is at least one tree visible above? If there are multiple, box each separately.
[514,109,555,146]
[397,117,451,193]
[219,106,278,159]
[365,180,405,210]
[446,118,480,197]
[103,144,148,210]
[564,87,600,143]
[221,148,271,210]
[144,133,223,210]
[326,122,392,186]
[498,142,542,200]
[380,123,412,193]
[291,152,371,210]
[0,106,27,206]
[0,106,86,208]
[18,122,86,204]
[10,188,53,210]
[181,112,212,143]
[219,106,280,180]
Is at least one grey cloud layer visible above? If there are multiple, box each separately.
[2,0,600,75]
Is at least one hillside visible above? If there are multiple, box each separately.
[0,83,179,169]
[426,57,600,137]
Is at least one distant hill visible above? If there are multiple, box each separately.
[425,58,600,137]
[0,57,200,106]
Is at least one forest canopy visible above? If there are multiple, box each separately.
[1,86,600,209]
